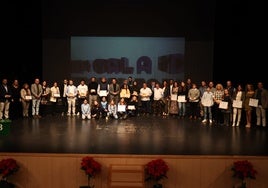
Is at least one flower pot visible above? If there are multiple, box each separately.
[0,180,15,188]
[153,183,162,188]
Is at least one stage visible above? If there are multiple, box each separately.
[1,114,268,156]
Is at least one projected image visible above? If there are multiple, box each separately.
[70,37,185,83]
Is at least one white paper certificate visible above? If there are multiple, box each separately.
[249,98,258,107]
[117,105,126,112]
[219,101,228,109]
[127,105,135,110]
[99,90,107,97]
[177,95,186,102]
[232,100,242,108]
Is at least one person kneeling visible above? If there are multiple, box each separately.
[81,99,91,120]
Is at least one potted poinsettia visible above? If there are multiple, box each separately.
[231,160,257,188]
[80,156,101,188]
[0,158,19,188]
[145,159,169,188]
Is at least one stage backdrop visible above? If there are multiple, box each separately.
[42,37,213,85]
[70,36,185,84]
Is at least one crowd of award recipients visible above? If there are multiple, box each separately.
[0,76,267,128]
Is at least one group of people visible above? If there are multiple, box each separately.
[0,77,267,128]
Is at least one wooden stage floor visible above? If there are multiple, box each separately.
[1,114,268,155]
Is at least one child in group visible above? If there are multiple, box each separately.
[81,99,91,120]
[127,94,139,117]
[91,100,101,119]
[100,96,108,118]
[107,99,118,119]
[117,97,128,120]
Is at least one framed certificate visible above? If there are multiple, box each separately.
[177,95,186,102]
[117,105,126,112]
[219,101,228,109]
[249,98,258,107]
[99,90,107,97]
[232,100,242,108]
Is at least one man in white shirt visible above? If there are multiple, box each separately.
[139,82,152,116]
[152,83,164,116]
[66,79,77,116]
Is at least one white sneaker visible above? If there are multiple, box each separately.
[232,123,235,127]
[76,112,80,116]
[202,119,207,123]
[209,120,213,124]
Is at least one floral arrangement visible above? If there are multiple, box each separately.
[0,158,20,180]
[145,159,169,182]
[231,160,257,180]
[81,156,101,178]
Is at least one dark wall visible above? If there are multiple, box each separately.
[1,0,265,87]
[213,1,265,86]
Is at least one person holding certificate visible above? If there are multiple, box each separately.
[232,84,245,126]
[50,81,60,115]
[178,81,188,119]
[20,83,32,118]
[243,84,255,128]
[188,83,200,120]
[117,97,128,119]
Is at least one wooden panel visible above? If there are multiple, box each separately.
[109,164,145,188]
[1,153,268,188]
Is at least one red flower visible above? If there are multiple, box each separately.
[80,157,101,178]
[0,158,19,179]
[232,160,257,180]
[145,159,169,181]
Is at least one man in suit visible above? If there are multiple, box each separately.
[108,78,120,104]
[0,78,12,120]
[31,78,43,118]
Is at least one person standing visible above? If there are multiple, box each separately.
[201,87,214,124]
[66,79,77,116]
[169,81,179,116]
[108,78,120,104]
[50,81,61,115]
[20,83,32,118]
[232,84,245,127]
[0,78,12,120]
[88,77,98,106]
[244,84,255,128]
[139,82,152,116]
[9,79,22,119]
[31,78,43,118]
[188,83,200,120]
[254,82,268,127]
[213,83,224,125]
[60,79,68,116]
[97,77,109,100]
